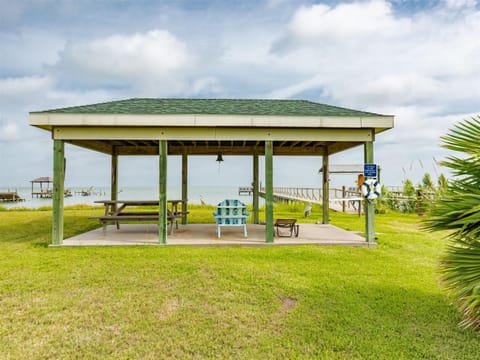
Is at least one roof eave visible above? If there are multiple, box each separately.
[29,113,394,131]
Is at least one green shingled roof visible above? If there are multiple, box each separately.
[33,98,384,117]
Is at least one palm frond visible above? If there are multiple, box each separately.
[440,239,480,330]
[424,115,480,330]
[441,116,480,154]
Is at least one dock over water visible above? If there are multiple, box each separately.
[239,186,362,214]
[0,192,25,202]
[238,187,254,196]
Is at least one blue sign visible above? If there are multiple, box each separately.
[364,163,377,178]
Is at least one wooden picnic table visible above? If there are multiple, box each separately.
[91,199,188,234]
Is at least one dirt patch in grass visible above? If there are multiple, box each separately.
[277,296,297,314]
[156,297,181,321]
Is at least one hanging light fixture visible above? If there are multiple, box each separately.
[216,154,224,172]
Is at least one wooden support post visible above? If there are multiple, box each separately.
[111,147,118,214]
[265,141,274,243]
[253,148,259,224]
[364,140,375,243]
[342,186,346,212]
[182,149,188,225]
[159,140,168,245]
[322,147,329,224]
[52,139,64,245]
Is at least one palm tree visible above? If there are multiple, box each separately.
[424,117,480,330]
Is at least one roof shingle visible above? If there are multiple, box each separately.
[32,98,384,117]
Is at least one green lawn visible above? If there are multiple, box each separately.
[0,205,478,359]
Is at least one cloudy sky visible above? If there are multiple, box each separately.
[1,0,479,190]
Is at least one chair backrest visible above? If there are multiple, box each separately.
[214,199,249,224]
[217,199,244,207]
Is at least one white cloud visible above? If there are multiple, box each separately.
[0,76,52,112]
[0,76,51,96]
[333,74,444,108]
[0,75,116,111]
[0,122,19,141]
[0,1,26,27]
[56,30,189,88]
[268,75,325,99]
[288,1,411,40]
[270,1,480,111]
[0,30,65,73]
[2,0,480,188]
[265,0,289,9]
[190,77,222,95]
[445,0,478,8]
[263,0,480,184]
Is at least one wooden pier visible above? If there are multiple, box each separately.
[238,187,254,196]
[252,186,363,215]
[74,187,105,196]
[0,192,25,202]
[32,189,72,198]
[32,189,52,198]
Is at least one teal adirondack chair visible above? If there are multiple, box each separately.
[212,199,249,238]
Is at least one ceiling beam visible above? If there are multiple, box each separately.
[64,138,362,156]
[53,126,374,142]
[67,140,112,154]
[327,142,363,155]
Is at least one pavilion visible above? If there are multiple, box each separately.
[30,176,53,198]
[28,98,394,246]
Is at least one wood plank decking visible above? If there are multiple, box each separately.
[254,187,363,214]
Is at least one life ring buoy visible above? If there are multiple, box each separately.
[361,179,381,200]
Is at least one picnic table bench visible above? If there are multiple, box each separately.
[90,200,185,234]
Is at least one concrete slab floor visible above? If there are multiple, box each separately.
[60,223,376,247]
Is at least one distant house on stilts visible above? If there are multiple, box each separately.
[31,177,53,198]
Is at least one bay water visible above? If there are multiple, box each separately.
[0,185,259,209]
